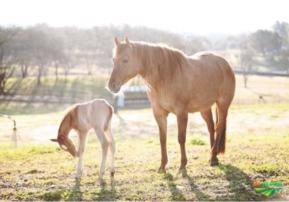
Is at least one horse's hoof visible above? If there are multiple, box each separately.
[178,167,188,177]
[209,158,219,166]
[158,167,166,173]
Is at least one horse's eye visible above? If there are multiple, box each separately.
[123,59,128,64]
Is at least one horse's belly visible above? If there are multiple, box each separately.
[187,98,216,113]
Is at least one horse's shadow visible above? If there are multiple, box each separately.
[163,173,186,200]
[217,164,264,201]
[163,170,210,201]
[163,164,264,201]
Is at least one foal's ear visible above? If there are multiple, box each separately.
[50,138,58,142]
[114,37,120,46]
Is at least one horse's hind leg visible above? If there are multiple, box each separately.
[200,108,215,149]
[94,127,109,181]
[210,101,229,166]
[177,112,188,171]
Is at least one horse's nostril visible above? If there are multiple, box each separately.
[110,82,117,90]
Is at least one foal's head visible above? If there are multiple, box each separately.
[51,110,77,157]
[51,137,77,157]
[108,37,141,93]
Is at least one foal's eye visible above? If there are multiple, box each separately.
[123,59,128,64]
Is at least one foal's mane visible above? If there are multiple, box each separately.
[58,105,77,138]
[131,41,187,80]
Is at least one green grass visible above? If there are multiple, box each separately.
[189,137,206,145]
[0,133,288,200]
[0,103,289,200]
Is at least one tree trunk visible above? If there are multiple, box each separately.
[242,67,248,88]
[54,63,58,80]
[37,65,43,86]
[243,74,248,88]
[21,64,28,78]
[0,72,6,95]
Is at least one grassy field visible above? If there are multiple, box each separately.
[0,102,289,200]
[0,74,289,200]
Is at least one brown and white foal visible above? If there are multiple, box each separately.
[51,99,115,179]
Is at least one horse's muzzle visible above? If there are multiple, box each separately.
[108,82,121,93]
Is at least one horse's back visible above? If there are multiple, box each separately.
[194,52,236,104]
[190,52,235,86]
[182,52,235,111]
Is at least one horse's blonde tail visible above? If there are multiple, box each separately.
[215,102,228,154]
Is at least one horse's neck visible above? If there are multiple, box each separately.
[139,48,161,90]
[139,53,176,92]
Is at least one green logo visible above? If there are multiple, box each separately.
[253,181,284,197]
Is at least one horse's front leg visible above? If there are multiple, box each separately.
[76,132,87,179]
[177,113,188,171]
[153,108,168,173]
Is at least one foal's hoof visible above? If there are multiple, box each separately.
[98,177,105,185]
[74,173,82,179]
[209,158,219,166]
[110,171,115,178]
[158,167,166,173]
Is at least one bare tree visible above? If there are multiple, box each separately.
[238,35,254,88]
[0,27,18,94]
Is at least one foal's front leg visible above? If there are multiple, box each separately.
[76,132,87,179]
[94,127,109,181]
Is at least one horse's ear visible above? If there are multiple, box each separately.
[50,138,58,142]
[114,37,120,46]
[125,36,130,44]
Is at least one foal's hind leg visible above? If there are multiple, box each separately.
[94,127,109,180]
[105,126,115,178]
[76,131,87,179]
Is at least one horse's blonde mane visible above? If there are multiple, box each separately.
[130,41,187,82]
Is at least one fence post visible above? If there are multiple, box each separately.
[12,119,17,148]
[0,114,17,148]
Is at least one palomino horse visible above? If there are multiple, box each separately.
[108,38,235,172]
[51,99,115,179]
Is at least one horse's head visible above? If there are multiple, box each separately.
[51,137,77,157]
[108,37,141,93]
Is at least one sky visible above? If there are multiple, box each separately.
[1,0,289,35]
